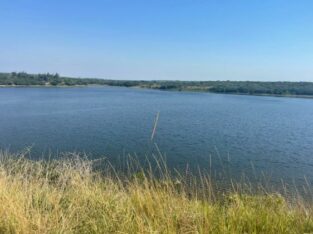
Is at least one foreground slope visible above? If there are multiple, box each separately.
[0,153,312,233]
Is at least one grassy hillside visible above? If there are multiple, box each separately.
[2,72,313,97]
[0,152,312,233]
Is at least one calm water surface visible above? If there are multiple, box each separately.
[1,87,313,185]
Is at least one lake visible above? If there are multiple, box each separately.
[1,87,313,186]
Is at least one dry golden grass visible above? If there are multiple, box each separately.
[0,152,312,233]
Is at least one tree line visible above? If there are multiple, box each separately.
[1,72,313,96]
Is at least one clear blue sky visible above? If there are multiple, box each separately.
[1,0,313,81]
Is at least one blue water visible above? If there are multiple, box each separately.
[1,87,313,185]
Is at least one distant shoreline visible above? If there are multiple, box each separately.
[1,72,313,99]
[1,83,313,99]
[0,84,107,88]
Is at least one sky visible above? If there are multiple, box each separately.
[0,0,313,81]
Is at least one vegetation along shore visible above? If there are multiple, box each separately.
[0,151,313,233]
[2,72,313,98]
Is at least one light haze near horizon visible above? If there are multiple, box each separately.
[1,0,313,81]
